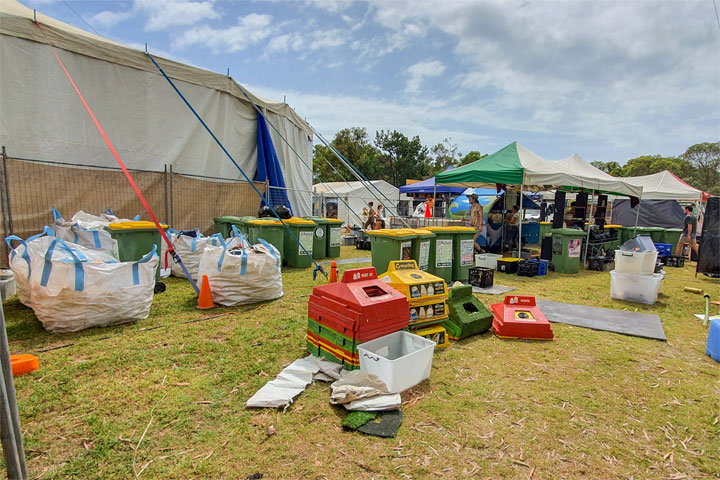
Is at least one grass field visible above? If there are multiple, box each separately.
[3,246,719,479]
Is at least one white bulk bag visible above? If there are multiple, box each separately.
[170,231,224,280]
[51,208,118,256]
[5,227,56,307]
[197,235,283,306]
[28,238,158,333]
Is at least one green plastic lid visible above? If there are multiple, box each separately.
[551,228,587,236]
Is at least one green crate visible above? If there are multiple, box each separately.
[307,318,361,355]
[443,285,493,339]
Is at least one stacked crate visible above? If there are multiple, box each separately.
[307,267,409,369]
[379,261,449,346]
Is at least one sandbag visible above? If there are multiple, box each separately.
[28,238,157,333]
[197,234,283,306]
[170,230,224,280]
[51,208,118,256]
[5,227,56,307]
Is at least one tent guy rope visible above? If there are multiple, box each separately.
[32,20,201,294]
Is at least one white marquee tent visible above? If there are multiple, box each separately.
[622,170,707,201]
[313,181,411,226]
[0,0,313,215]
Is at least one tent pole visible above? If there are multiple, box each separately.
[633,200,641,237]
[517,184,523,259]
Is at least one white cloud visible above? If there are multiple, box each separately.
[90,10,134,28]
[309,29,346,50]
[134,0,220,31]
[405,60,445,93]
[302,0,354,14]
[173,13,273,52]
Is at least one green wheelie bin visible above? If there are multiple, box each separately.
[604,224,623,251]
[551,228,587,274]
[105,221,168,281]
[425,227,454,283]
[408,229,436,273]
[214,216,247,239]
[539,221,553,240]
[282,217,316,268]
[325,219,344,258]
[246,219,285,259]
[304,217,328,259]
[366,229,416,275]
[662,228,683,254]
[449,227,477,282]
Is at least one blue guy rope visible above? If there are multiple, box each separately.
[146,53,326,278]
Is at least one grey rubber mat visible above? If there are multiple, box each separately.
[472,285,516,295]
[536,299,666,341]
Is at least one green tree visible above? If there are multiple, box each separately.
[429,138,462,174]
[312,127,381,183]
[590,160,624,176]
[374,130,431,186]
[682,142,720,195]
[458,150,488,167]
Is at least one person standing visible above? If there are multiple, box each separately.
[364,202,376,229]
[467,193,484,252]
[375,204,386,229]
[676,205,699,258]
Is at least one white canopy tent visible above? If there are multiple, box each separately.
[553,154,643,198]
[0,0,313,215]
[622,171,706,201]
[313,181,411,227]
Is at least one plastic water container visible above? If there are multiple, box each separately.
[614,250,658,275]
[620,235,656,252]
[609,270,664,305]
[475,253,502,269]
[357,331,435,393]
[706,319,720,363]
[0,270,16,301]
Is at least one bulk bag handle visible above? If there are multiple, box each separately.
[69,223,102,248]
[51,207,63,222]
[132,245,157,285]
[5,227,56,278]
[257,238,280,269]
[40,238,86,292]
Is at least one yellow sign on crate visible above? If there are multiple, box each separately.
[379,260,448,303]
[409,298,447,326]
[414,325,449,349]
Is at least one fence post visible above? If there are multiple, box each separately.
[163,164,169,224]
[264,178,270,207]
[1,147,13,237]
[169,164,174,226]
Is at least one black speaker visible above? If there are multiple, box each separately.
[697,197,719,276]
[595,194,608,228]
[575,193,588,222]
[541,236,553,260]
[552,192,566,229]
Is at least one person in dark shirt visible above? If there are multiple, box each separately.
[675,205,698,258]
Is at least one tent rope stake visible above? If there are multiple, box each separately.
[146,53,326,278]
[32,21,200,293]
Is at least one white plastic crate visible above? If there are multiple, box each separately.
[614,250,658,275]
[475,253,503,269]
[357,331,435,393]
[610,270,664,305]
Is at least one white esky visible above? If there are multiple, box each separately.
[23,0,720,165]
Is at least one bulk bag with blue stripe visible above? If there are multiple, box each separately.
[26,238,158,333]
[169,230,225,280]
[197,234,283,306]
[5,227,57,307]
[51,208,120,256]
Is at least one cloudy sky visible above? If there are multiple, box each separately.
[23,0,720,164]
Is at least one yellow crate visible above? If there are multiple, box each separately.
[414,325,449,349]
[409,298,448,326]
[379,260,448,303]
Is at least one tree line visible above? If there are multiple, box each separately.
[313,128,719,196]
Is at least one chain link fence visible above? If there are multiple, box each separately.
[0,153,266,267]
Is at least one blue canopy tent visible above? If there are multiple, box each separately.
[399,169,467,195]
[256,111,292,213]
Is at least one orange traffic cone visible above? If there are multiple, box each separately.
[197,274,214,310]
[328,261,338,283]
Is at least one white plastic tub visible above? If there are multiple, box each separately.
[475,253,503,269]
[357,331,436,393]
[610,270,664,305]
[614,250,658,275]
[0,270,16,301]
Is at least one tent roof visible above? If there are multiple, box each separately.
[622,170,707,201]
[0,0,312,137]
[399,167,466,194]
[435,142,642,197]
[313,180,400,196]
[552,154,643,198]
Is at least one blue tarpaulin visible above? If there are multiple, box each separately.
[256,111,292,213]
[399,167,467,194]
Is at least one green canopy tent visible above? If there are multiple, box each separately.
[436,142,642,259]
